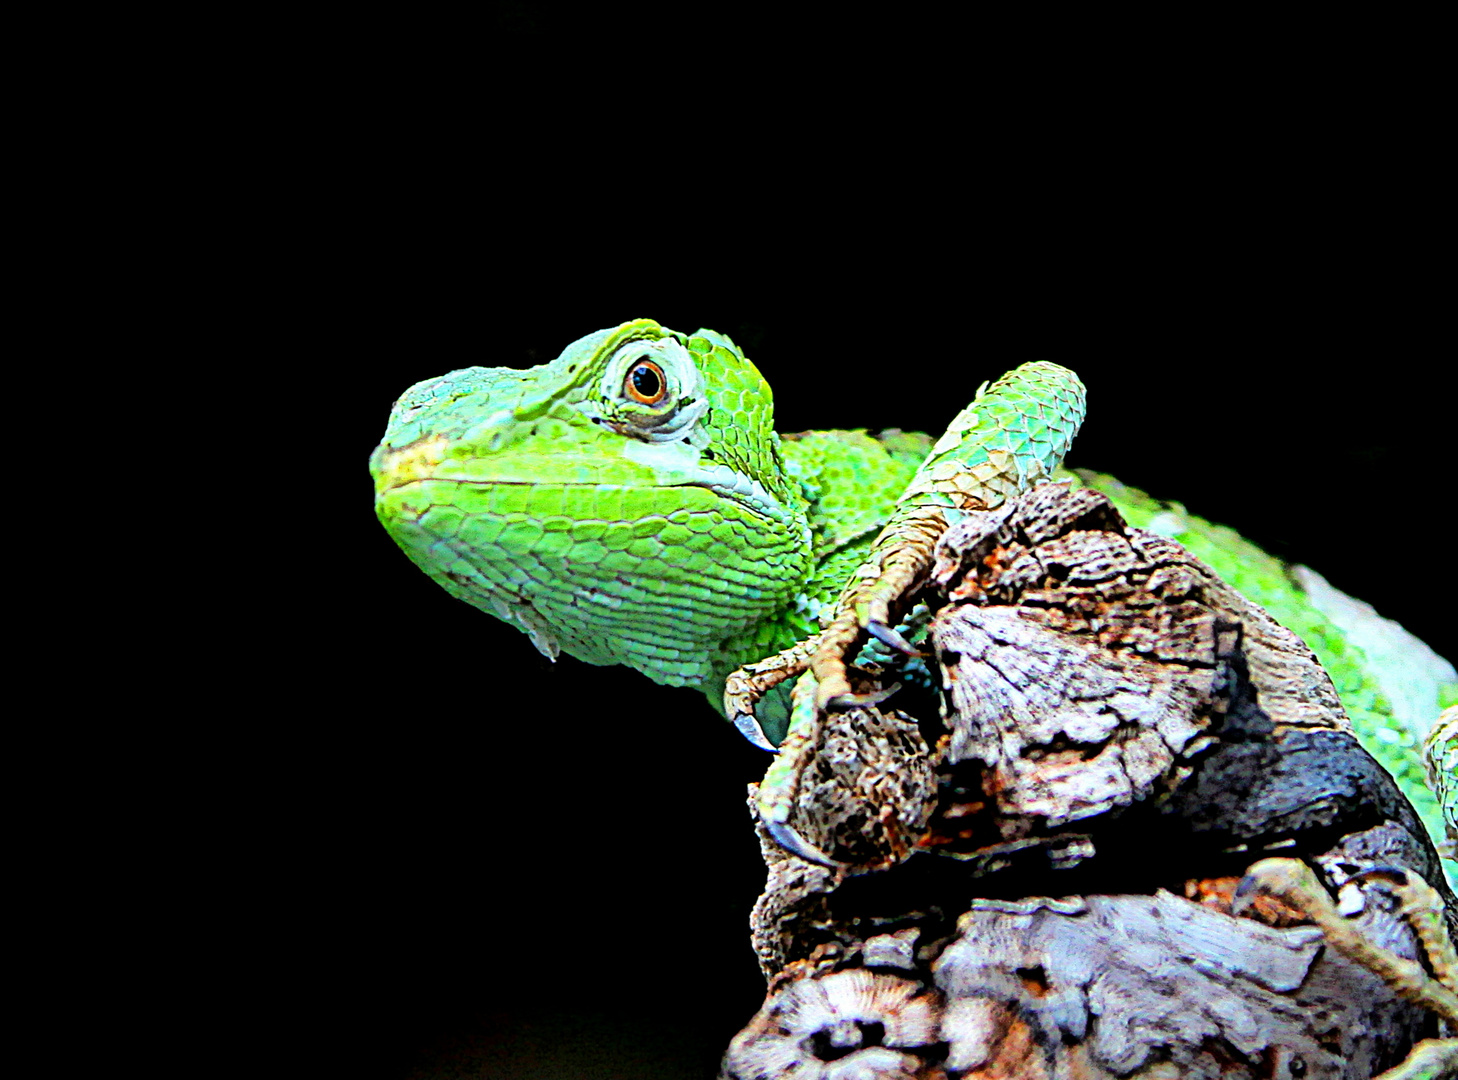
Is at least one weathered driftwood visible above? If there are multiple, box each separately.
[722,482,1455,1080]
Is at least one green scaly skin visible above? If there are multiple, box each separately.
[371,319,915,726]
[371,318,1455,875]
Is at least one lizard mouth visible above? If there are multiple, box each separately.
[372,435,786,513]
[370,440,636,496]
[369,434,451,496]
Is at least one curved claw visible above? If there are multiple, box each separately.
[732,709,780,753]
[824,681,902,714]
[1232,857,1319,918]
[765,819,842,868]
[866,620,922,657]
[1349,865,1414,887]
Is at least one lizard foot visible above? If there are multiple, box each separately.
[724,508,947,744]
[754,669,844,869]
[1235,858,1458,1079]
[805,506,948,711]
[723,635,824,749]
[749,665,938,870]
[1350,866,1458,1000]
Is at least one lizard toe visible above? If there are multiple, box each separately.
[866,620,923,657]
[823,682,902,713]
[765,819,841,868]
[731,709,780,753]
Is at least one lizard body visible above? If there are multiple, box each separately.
[371,318,1455,862]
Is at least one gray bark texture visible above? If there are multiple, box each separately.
[721,481,1456,1080]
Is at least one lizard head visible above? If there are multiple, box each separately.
[371,319,812,691]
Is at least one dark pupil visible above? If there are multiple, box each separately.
[631,363,662,399]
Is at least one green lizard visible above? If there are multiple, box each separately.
[370,318,1455,866]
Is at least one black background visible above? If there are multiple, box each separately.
[191,43,1454,1076]
[47,12,1451,1079]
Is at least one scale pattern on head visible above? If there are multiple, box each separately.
[547,319,795,505]
[371,319,813,692]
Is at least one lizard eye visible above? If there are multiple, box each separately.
[624,359,667,405]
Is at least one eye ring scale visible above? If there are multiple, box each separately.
[624,359,668,405]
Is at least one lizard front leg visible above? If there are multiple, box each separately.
[729,362,1088,860]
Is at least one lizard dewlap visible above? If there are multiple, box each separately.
[370,318,1086,739]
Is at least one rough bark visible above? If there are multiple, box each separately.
[722,482,1455,1080]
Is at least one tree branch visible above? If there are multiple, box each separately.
[723,481,1455,1080]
